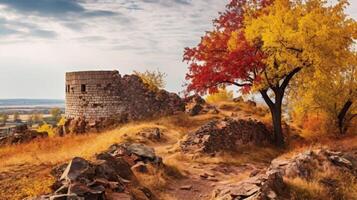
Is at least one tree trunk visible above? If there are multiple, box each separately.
[337,100,353,134]
[271,104,284,146]
[260,90,285,147]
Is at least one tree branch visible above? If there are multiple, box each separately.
[260,89,274,110]
[280,67,302,92]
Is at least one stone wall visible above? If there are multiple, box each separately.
[65,70,185,122]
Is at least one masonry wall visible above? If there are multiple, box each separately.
[65,70,185,122]
[65,71,125,120]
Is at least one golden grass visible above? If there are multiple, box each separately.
[164,146,281,170]
[0,113,221,172]
[286,177,327,200]
[286,166,357,200]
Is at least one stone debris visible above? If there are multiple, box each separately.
[212,149,357,200]
[180,185,193,190]
[32,143,161,200]
[136,128,162,142]
[181,118,272,154]
[212,170,286,200]
[270,149,357,179]
[184,95,219,116]
[0,124,48,146]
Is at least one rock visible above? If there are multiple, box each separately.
[246,100,257,107]
[189,104,204,116]
[35,143,159,200]
[213,148,357,200]
[233,97,243,102]
[131,162,149,173]
[60,157,91,181]
[127,143,156,160]
[328,155,353,169]
[270,149,357,180]
[137,128,162,141]
[180,185,193,190]
[181,118,272,154]
[212,170,286,200]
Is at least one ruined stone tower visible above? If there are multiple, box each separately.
[65,70,184,122]
[65,70,123,120]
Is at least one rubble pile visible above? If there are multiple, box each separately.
[181,118,272,154]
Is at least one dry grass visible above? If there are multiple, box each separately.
[164,146,281,170]
[1,100,356,200]
[0,112,222,172]
[286,167,357,200]
[286,177,327,200]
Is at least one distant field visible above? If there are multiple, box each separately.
[0,99,65,114]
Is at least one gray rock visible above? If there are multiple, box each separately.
[60,157,90,181]
[127,143,156,160]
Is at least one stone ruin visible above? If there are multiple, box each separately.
[64,70,185,133]
[181,118,272,154]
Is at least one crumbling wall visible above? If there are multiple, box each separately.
[65,70,185,123]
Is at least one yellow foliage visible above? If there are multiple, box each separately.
[134,69,166,92]
[57,116,66,126]
[238,0,356,92]
[205,88,233,103]
[37,123,55,137]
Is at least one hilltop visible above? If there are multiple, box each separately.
[0,99,356,200]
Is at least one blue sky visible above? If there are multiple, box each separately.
[0,0,355,99]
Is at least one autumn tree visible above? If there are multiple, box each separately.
[184,0,356,146]
[289,54,356,135]
[134,69,167,92]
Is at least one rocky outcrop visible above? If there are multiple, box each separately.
[212,170,287,200]
[184,95,219,116]
[270,149,357,179]
[0,124,48,146]
[33,143,161,200]
[181,118,272,154]
[212,148,357,200]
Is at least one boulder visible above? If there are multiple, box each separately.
[137,128,162,141]
[181,118,272,154]
[35,143,160,200]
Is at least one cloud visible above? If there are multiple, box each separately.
[0,0,117,20]
[0,25,20,36]
[30,29,57,38]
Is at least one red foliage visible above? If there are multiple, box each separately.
[183,0,271,95]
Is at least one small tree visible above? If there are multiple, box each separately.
[134,69,167,92]
[50,107,62,122]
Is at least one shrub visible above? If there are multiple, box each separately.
[134,69,166,92]
[206,88,233,104]
[37,123,55,137]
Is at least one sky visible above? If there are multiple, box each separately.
[0,0,355,99]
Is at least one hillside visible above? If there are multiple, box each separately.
[0,100,356,200]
